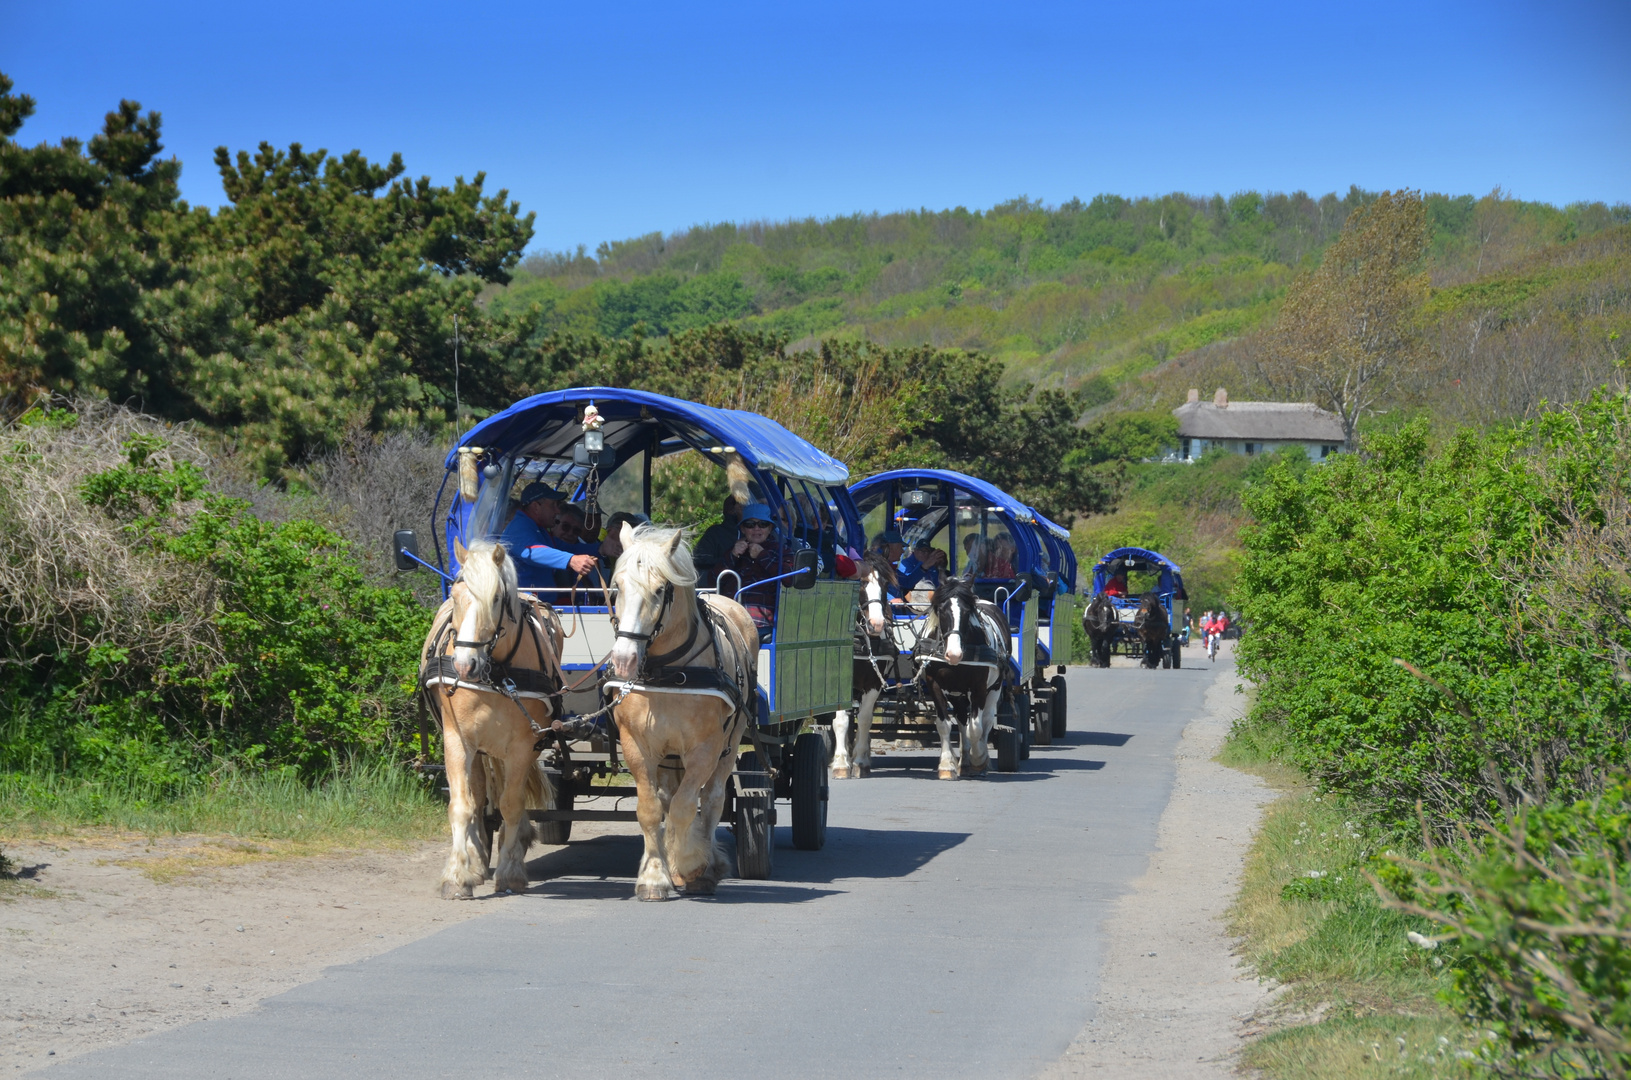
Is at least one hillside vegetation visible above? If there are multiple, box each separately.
[502,188,1628,400]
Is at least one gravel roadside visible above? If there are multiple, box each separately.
[1044,642,1279,1078]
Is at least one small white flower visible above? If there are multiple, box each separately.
[1306,870,1327,878]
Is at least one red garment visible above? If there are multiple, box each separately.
[1102,579,1127,597]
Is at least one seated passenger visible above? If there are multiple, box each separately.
[692,496,742,574]
[986,535,1016,580]
[1102,571,1129,597]
[898,539,946,596]
[498,483,600,590]
[723,503,801,643]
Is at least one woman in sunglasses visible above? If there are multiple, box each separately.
[722,502,805,643]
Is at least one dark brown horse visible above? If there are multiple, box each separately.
[1132,591,1167,669]
[1080,592,1117,668]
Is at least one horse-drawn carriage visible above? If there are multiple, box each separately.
[831,470,1079,777]
[1079,547,1187,669]
[398,388,863,891]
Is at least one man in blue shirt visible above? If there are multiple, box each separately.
[498,483,601,589]
[871,529,947,599]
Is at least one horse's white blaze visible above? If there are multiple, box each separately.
[864,573,886,635]
[944,597,964,664]
[609,600,646,679]
[452,601,482,679]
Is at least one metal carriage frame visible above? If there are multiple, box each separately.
[844,469,1080,771]
[402,388,866,879]
[1088,546,1188,669]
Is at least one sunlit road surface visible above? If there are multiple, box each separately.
[49,657,1228,1080]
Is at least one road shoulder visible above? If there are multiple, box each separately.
[1043,644,1278,1078]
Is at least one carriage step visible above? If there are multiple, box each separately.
[526,809,638,822]
[580,786,640,798]
[731,771,772,799]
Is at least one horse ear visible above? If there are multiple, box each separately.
[453,537,468,564]
[491,544,506,566]
[620,521,637,549]
[666,529,684,556]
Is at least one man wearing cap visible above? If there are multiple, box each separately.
[871,530,944,600]
[499,483,602,589]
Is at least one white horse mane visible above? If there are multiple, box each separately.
[618,524,698,589]
[460,539,520,621]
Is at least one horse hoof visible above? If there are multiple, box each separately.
[494,877,528,895]
[831,766,851,780]
[681,876,718,897]
[440,881,474,900]
[937,768,959,781]
[635,883,676,902]
[855,764,870,778]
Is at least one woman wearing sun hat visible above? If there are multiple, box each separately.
[722,502,803,642]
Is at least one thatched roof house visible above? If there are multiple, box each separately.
[1172,388,1345,462]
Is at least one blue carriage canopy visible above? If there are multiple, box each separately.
[848,468,1074,592]
[1091,547,1186,600]
[436,387,864,578]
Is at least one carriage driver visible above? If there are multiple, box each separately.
[499,482,604,589]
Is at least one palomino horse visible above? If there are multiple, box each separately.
[831,552,898,779]
[422,539,564,898]
[1132,592,1166,668]
[606,523,759,900]
[918,576,1008,779]
[1081,592,1117,668]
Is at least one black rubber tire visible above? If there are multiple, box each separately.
[734,751,774,880]
[790,731,829,851]
[1032,688,1052,746]
[1016,692,1031,759]
[995,724,1019,772]
[1161,649,1171,669]
[1171,638,1182,669]
[534,790,573,845]
[1049,675,1068,739]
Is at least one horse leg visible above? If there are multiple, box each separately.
[853,686,882,777]
[831,707,853,779]
[927,681,958,780]
[492,749,538,894]
[666,740,723,894]
[438,716,486,899]
[623,739,675,902]
[967,682,999,773]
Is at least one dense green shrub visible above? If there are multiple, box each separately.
[0,408,431,785]
[1233,393,1631,836]
[1380,778,1631,1078]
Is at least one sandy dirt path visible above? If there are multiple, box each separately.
[1044,640,1279,1078]
[0,822,616,1074]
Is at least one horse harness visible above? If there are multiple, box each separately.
[604,582,755,743]
[419,593,569,751]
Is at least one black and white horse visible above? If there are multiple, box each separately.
[919,576,1008,780]
[1081,593,1117,668]
[1132,592,1166,669]
[831,553,897,779]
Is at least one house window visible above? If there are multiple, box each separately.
[1181,438,1192,460]
[1244,442,1256,455]
[1320,444,1338,458]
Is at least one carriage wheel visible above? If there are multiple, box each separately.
[1017,693,1032,759]
[734,751,774,880]
[1032,687,1052,746]
[1049,675,1068,739]
[534,790,573,845]
[995,696,1020,773]
[1161,649,1172,669]
[1171,638,1182,669]
[790,731,829,851]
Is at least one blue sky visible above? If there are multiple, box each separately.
[5,0,1628,253]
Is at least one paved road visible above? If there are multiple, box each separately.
[51,661,1226,1080]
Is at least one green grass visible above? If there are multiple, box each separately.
[0,758,445,847]
[1223,731,1476,1080]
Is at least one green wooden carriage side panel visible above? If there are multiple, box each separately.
[771,580,859,723]
[1050,593,1076,666]
[1016,596,1039,682]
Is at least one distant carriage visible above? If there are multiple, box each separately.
[398,388,865,881]
[837,470,1079,775]
[1082,547,1187,669]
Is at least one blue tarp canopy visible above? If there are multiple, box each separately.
[1091,546,1185,599]
[854,469,1051,528]
[447,387,850,485]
